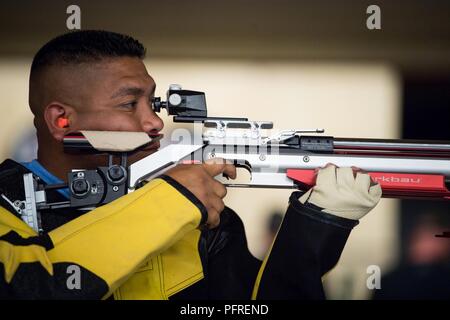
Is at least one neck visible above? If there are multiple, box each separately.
[37,138,108,183]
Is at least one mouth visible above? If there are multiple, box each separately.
[140,134,163,152]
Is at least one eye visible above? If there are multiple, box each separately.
[120,101,138,110]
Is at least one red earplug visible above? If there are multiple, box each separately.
[57,117,69,128]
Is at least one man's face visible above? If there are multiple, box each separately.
[70,57,164,164]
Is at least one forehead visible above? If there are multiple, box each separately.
[94,57,155,92]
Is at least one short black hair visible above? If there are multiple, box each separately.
[30,30,146,76]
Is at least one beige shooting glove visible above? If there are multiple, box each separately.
[299,164,382,220]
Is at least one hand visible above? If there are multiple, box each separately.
[299,164,382,220]
[164,158,236,229]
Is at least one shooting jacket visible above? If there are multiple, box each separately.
[0,159,358,299]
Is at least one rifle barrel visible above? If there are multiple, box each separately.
[333,138,450,156]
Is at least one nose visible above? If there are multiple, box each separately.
[139,103,164,133]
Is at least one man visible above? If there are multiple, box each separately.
[0,30,381,299]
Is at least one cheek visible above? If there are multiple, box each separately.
[75,111,141,131]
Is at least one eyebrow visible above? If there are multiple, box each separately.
[110,87,146,99]
[110,82,156,100]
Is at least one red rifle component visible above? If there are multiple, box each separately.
[286,169,450,200]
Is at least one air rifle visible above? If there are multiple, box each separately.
[8,85,450,233]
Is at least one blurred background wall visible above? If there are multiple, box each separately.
[0,0,449,299]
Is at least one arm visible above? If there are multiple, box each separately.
[252,192,357,299]
[0,177,205,299]
[253,165,381,299]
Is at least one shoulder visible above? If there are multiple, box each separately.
[0,159,29,176]
[0,159,30,216]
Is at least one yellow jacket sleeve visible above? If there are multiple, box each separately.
[0,176,206,299]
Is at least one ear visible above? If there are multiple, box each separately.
[43,102,76,142]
